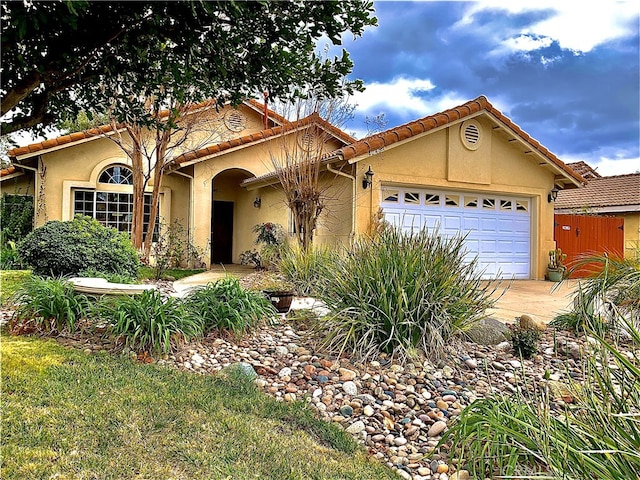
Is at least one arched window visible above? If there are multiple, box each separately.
[73,164,158,240]
[99,165,133,185]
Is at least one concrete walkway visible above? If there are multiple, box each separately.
[173,264,255,296]
[487,279,578,323]
[173,265,579,323]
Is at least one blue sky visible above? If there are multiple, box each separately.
[337,1,639,176]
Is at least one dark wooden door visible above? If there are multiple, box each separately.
[211,200,234,264]
[554,214,624,278]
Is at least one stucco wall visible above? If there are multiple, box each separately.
[1,173,34,197]
[353,118,557,279]
[621,212,640,259]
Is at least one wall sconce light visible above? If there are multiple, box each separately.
[253,197,262,208]
[362,166,374,189]
[547,187,559,203]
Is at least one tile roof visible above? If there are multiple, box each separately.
[241,95,585,189]
[555,173,640,209]
[0,165,17,177]
[7,99,284,159]
[173,112,356,166]
[567,161,601,179]
[331,95,584,185]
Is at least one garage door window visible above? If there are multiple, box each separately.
[404,192,420,204]
[383,188,399,202]
[445,194,459,207]
[425,193,440,206]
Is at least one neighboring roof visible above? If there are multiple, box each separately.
[555,173,640,211]
[7,99,284,160]
[567,161,601,179]
[173,112,356,167]
[330,95,584,187]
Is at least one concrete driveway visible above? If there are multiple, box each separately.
[174,266,578,324]
[488,280,578,323]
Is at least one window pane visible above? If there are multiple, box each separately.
[500,200,513,211]
[99,166,133,185]
[425,194,440,206]
[445,195,459,207]
[464,196,478,208]
[404,192,420,204]
[382,188,399,202]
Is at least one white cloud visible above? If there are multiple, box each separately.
[351,76,468,121]
[562,154,640,176]
[460,1,639,53]
[502,34,553,52]
[589,157,640,176]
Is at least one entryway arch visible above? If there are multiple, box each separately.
[210,168,255,265]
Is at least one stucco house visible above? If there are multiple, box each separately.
[1,96,584,279]
[555,165,640,259]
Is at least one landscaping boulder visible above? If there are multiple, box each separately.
[519,313,547,332]
[464,317,511,345]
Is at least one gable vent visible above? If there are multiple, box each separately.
[464,124,480,144]
[460,120,482,150]
[224,110,246,132]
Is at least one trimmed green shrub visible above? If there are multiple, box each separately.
[77,268,136,284]
[183,276,276,336]
[18,215,140,278]
[97,290,202,354]
[10,276,90,333]
[318,227,498,361]
[509,324,541,359]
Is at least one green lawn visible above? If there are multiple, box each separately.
[1,335,396,480]
[138,266,205,281]
[0,270,31,305]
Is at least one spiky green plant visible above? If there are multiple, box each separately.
[440,255,640,479]
[317,227,498,361]
[183,276,276,336]
[97,290,202,354]
[10,276,90,333]
[278,242,336,296]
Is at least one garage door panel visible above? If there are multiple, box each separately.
[480,218,497,232]
[443,215,461,230]
[480,239,496,253]
[462,216,480,231]
[382,188,531,279]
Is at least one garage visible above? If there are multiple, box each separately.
[381,186,531,279]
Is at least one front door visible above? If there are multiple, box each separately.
[211,200,234,264]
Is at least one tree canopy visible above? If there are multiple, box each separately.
[1,0,376,135]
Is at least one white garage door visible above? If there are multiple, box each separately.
[381,186,531,279]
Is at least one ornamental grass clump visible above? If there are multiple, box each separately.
[97,290,201,354]
[10,276,90,333]
[318,227,498,361]
[439,255,640,479]
[278,242,336,296]
[183,276,276,336]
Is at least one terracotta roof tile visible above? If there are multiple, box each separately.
[566,161,601,179]
[7,99,287,159]
[0,165,17,177]
[555,173,640,210]
[328,95,583,186]
[173,112,355,166]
